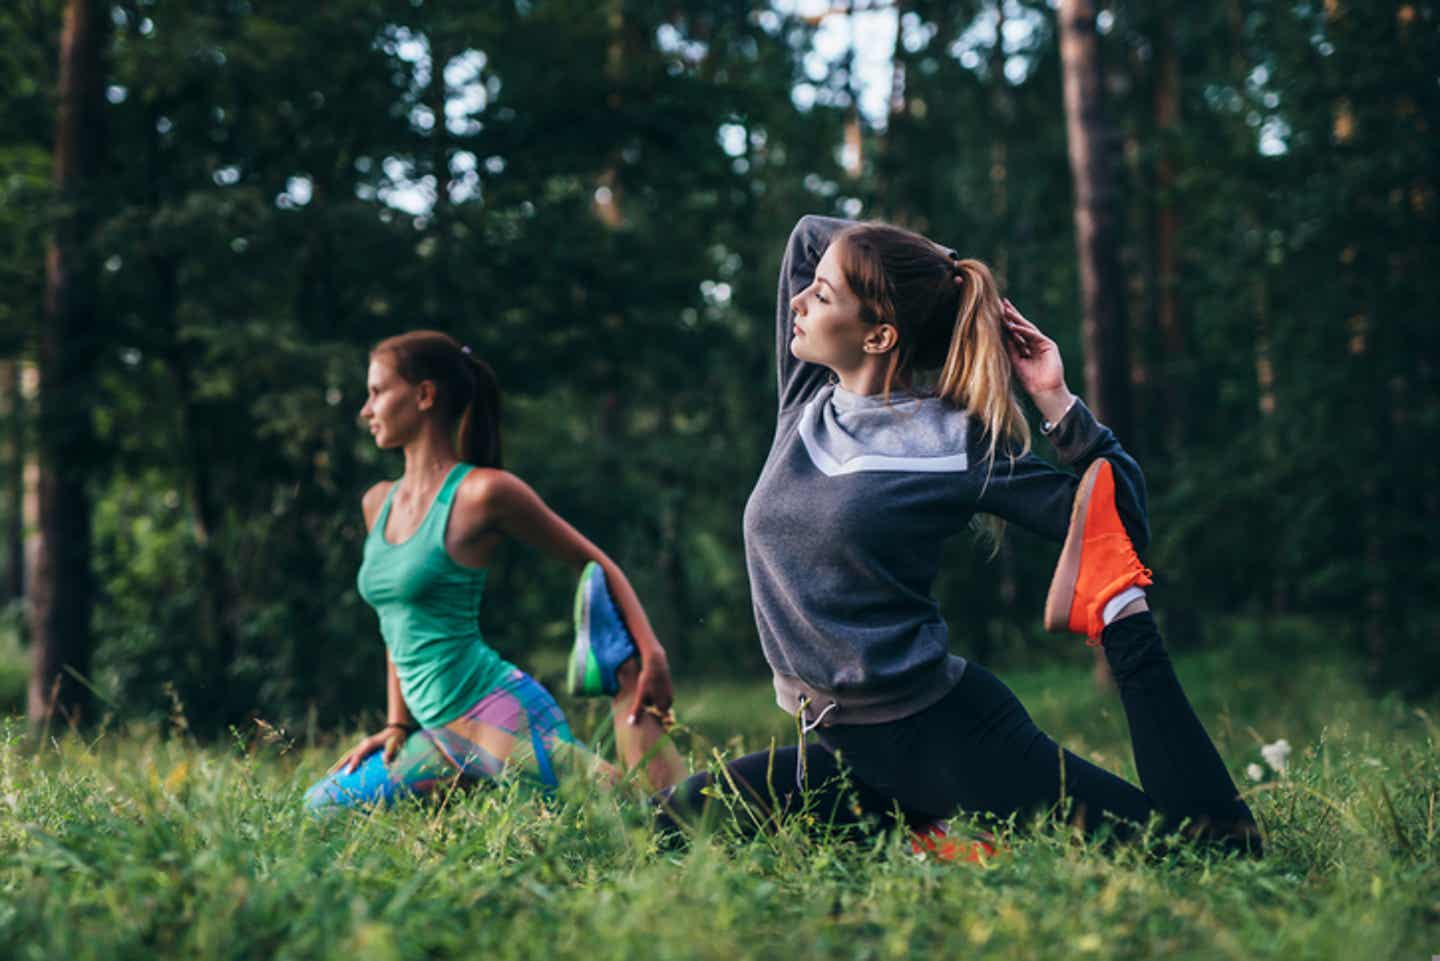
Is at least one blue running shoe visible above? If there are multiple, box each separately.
[567,561,638,697]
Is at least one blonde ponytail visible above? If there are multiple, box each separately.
[938,259,1031,468]
[938,260,1030,550]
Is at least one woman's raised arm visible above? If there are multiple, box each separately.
[775,215,852,413]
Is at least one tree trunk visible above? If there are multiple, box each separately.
[990,2,1010,287]
[29,0,108,730]
[841,1,862,180]
[427,17,454,315]
[1152,23,1186,439]
[654,403,694,665]
[1058,0,1133,445]
[877,0,911,221]
[153,250,247,727]
[23,418,40,619]
[1059,0,1130,689]
[594,0,641,228]
[0,362,24,601]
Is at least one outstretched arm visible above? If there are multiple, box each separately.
[462,470,673,723]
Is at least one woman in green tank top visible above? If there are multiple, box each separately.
[304,330,684,813]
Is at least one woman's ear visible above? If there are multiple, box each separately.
[863,323,898,355]
[416,379,438,412]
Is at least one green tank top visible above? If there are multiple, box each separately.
[356,463,514,729]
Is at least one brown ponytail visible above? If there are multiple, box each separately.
[455,352,503,467]
[372,330,503,468]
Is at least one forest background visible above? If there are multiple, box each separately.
[1,0,1436,736]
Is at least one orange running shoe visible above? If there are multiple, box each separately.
[909,822,1003,864]
[1043,459,1154,644]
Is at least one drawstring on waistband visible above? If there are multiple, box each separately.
[793,697,838,791]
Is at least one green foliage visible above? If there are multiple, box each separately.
[2,641,1437,960]
[0,603,25,714]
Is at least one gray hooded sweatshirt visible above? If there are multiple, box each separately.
[743,215,1149,726]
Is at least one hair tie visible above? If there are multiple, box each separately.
[947,250,964,281]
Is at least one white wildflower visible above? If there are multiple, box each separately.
[1245,763,1264,782]
[1261,738,1292,774]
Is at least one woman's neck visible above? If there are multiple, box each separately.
[834,356,891,396]
[399,427,460,492]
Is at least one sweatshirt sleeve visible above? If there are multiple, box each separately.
[971,398,1150,551]
[776,215,852,413]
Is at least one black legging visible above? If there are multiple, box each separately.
[656,612,1261,855]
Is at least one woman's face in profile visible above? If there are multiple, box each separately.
[360,355,424,449]
[788,240,871,372]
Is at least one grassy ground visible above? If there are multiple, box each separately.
[2,621,1438,961]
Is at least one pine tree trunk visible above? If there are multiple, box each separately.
[991,3,1010,288]
[0,361,23,601]
[878,0,911,221]
[594,0,633,228]
[28,0,108,730]
[1058,0,1133,445]
[655,401,694,666]
[1153,23,1185,437]
[838,1,862,180]
[1059,0,1131,689]
[427,15,454,314]
[151,249,246,727]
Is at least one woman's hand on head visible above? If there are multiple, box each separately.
[1000,299,1075,422]
[336,727,408,774]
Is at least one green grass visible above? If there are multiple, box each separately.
[2,624,1438,961]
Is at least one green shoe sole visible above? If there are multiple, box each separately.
[567,561,607,696]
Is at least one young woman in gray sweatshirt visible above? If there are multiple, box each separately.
[655,216,1259,855]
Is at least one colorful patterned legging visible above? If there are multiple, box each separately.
[304,668,596,813]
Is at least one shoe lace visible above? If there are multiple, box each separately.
[793,697,838,790]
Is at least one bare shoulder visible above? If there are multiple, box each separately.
[459,466,519,502]
[361,480,394,531]
[454,467,536,521]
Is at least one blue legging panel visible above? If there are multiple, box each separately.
[304,668,582,814]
